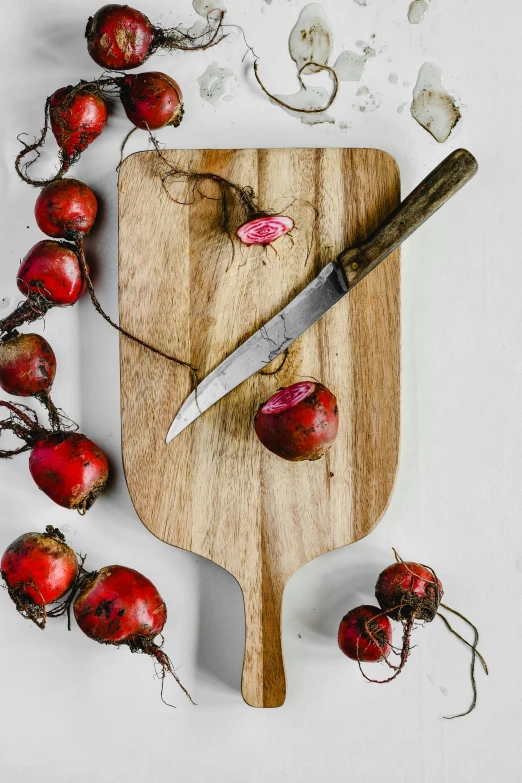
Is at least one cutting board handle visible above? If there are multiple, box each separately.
[338,148,478,286]
[241,578,286,707]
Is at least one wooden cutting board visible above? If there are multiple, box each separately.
[118,148,400,708]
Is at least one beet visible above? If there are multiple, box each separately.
[338,605,392,663]
[49,86,108,168]
[74,565,194,704]
[375,561,443,623]
[0,403,108,512]
[119,72,184,130]
[15,85,108,186]
[340,554,488,718]
[85,3,224,70]
[29,432,109,513]
[0,241,85,339]
[1,526,78,628]
[0,333,56,397]
[35,179,98,240]
[17,240,84,308]
[254,381,339,461]
[236,215,294,247]
[85,5,154,70]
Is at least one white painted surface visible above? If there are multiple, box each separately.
[0,1,520,781]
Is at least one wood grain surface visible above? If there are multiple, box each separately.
[118,148,400,708]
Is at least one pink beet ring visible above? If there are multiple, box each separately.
[235,215,294,247]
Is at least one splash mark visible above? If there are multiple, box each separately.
[193,0,225,17]
[389,73,400,85]
[197,62,237,105]
[289,3,333,74]
[334,48,373,82]
[353,86,381,113]
[397,101,407,113]
[408,0,429,24]
[272,85,335,125]
[411,62,461,143]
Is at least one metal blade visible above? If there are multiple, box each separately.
[166,261,349,442]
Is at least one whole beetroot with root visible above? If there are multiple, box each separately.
[16,85,108,186]
[338,605,392,663]
[339,551,489,719]
[35,179,98,240]
[74,565,194,705]
[0,333,56,398]
[0,241,85,339]
[0,402,108,514]
[119,72,184,130]
[29,432,109,513]
[1,526,79,628]
[255,381,339,461]
[0,333,63,428]
[17,240,85,307]
[85,3,224,70]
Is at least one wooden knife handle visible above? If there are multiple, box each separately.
[338,148,478,287]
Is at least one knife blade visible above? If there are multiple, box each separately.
[166,148,478,443]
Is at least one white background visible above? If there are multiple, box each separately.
[1,1,521,781]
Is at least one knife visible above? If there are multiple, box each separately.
[166,148,478,443]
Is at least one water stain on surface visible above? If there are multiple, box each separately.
[408,0,429,24]
[411,62,461,142]
[389,72,400,84]
[0,297,10,310]
[272,86,335,125]
[353,86,381,113]
[193,0,225,17]
[333,49,372,82]
[198,62,237,105]
[289,3,333,74]
[397,101,407,113]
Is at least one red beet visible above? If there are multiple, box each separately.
[17,240,84,307]
[50,86,108,167]
[29,432,109,513]
[35,179,98,240]
[85,5,154,70]
[255,381,339,461]
[236,215,294,247]
[74,565,194,704]
[375,561,443,623]
[1,526,78,627]
[338,605,392,662]
[0,333,56,397]
[85,4,223,70]
[119,72,184,130]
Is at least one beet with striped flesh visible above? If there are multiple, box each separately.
[255,381,339,461]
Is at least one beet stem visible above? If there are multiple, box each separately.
[74,237,197,375]
[253,60,339,115]
[0,297,52,337]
